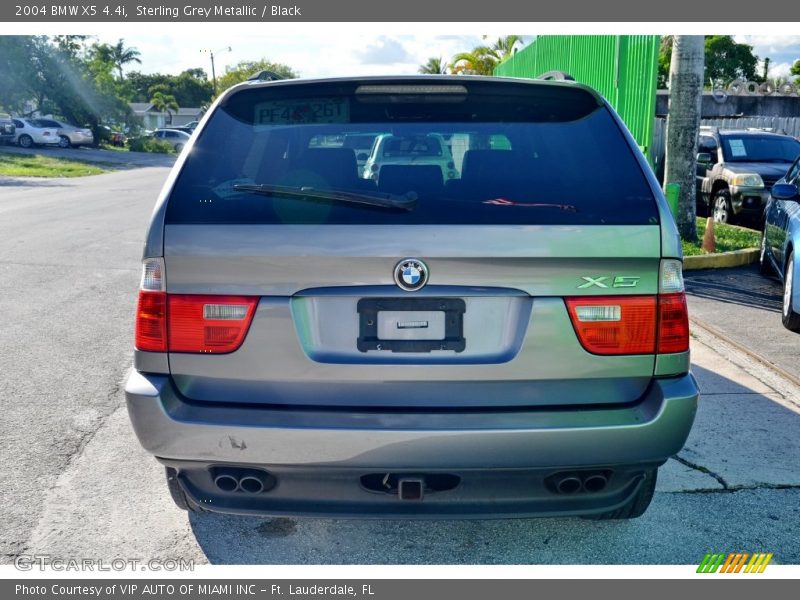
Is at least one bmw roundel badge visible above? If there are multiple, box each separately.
[394,258,429,292]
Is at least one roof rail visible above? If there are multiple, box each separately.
[699,125,719,133]
[247,70,285,82]
[535,71,575,81]
[745,127,775,133]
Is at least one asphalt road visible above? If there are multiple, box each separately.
[1,168,798,566]
[685,265,800,382]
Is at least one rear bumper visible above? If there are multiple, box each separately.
[126,371,698,468]
[127,371,697,517]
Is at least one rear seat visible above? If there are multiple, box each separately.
[378,165,443,195]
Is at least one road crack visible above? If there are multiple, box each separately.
[672,454,729,488]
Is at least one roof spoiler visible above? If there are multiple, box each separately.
[536,71,576,81]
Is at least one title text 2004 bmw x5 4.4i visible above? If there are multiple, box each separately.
[125,76,698,520]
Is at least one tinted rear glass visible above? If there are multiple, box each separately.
[165,80,658,226]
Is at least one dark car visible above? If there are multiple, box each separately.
[696,127,800,224]
[760,157,800,331]
[0,113,16,144]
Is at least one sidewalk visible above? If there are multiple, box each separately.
[658,327,800,494]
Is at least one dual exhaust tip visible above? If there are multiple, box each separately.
[211,468,276,494]
[550,470,611,495]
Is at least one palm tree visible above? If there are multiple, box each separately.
[109,39,141,80]
[487,35,524,64]
[418,57,448,74]
[150,91,179,126]
[450,36,524,75]
[450,47,498,75]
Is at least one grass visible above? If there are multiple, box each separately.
[681,218,760,256]
[0,151,106,177]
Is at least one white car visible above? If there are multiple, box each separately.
[32,118,94,148]
[362,133,458,181]
[12,119,60,148]
[153,129,191,152]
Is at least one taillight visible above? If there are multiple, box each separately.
[134,258,258,354]
[565,296,657,355]
[168,295,258,353]
[565,259,690,356]
[657,293,689,353]
[135,291,167,352]
[135,258,167,352]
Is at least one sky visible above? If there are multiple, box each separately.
[92,33,800,81]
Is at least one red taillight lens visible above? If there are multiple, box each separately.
[168,295,258,354]
[657,292,689,353]
[565,296,657,355]
[135,291,167,352]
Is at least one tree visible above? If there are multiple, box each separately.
[0,36,131,142]
[418,57,448,74]
[663,36,704,242]
[791,60,800,85]
[658,35,761,88]
[215,60,298,97]
[450,47,498,75]
[486,35,524,64]
[126,69,213,107]
[149,91,179,125]
[450,35,524,75]
[108,39,141,80]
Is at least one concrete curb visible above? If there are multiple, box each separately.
[684,247,760,270]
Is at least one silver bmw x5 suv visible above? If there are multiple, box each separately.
[126,75,699,519]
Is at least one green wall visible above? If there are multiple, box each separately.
[494,35,660,161]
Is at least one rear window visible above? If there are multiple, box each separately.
[165,80,658,226]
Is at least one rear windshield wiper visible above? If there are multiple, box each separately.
[233,183,417,211]
[482,198,578,212]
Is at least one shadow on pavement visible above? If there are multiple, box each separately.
[685,265,783,313]
[185,364,800,565]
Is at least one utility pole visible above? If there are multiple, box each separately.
[663,35,705,243]
[201,46,232,96]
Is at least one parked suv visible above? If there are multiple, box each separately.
[126,76,698,520]
[696,127,800,224]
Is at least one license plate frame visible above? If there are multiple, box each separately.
[357,297,466,353]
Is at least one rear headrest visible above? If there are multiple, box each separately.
[377,165,443,194]
[293,148,359,187]
[460,149,524,181]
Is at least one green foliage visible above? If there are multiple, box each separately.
[450,35,523,75]
[127,69,213,107]
[128,136,174,154]
[791,60,800,85]
[658,35,762,89]
[215,60,298,96]
[418,57,448,74]
[0,36,133,144]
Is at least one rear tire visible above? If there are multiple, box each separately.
[18,134,33,148]
[585,468,657,520]
[165,467,198,512]
[712,189,735,224]
[174,143,184,153]
[58,135,71,149]
[782,253,800,332]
